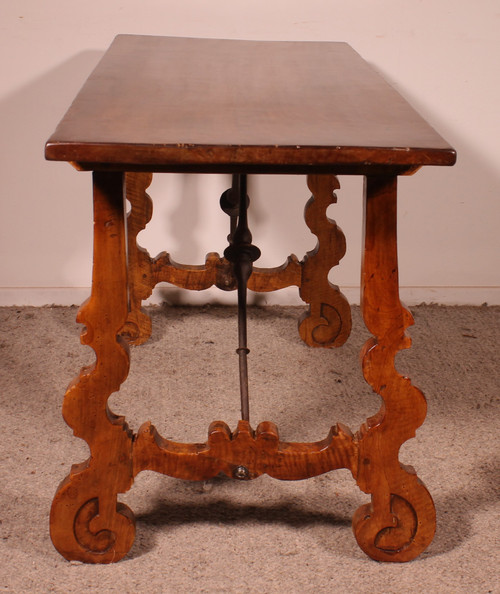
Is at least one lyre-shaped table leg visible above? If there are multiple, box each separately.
[50,172,136,563]
[299,174,352,348]
[122,172,154,345]
[352,175,436,562]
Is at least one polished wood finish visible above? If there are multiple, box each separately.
[123,172,349,347]
[45,35,455,173]
[46,35,455,564]
[50,172,135,563]
[299,175,351,348]
[121,172,154,344]
[353,176,436,561]
[134,420,357,482]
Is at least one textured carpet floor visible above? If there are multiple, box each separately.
[0,304,498,593]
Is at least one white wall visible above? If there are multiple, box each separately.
[1,0,499,306]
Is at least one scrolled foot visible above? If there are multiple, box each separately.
[352,482,435,562]
[298,302,348,348]
[120,309,153,346]
[50,485,136,563]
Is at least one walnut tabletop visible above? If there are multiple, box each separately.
[45,34,456,173]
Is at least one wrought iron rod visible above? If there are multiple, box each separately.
[223,174,260,422]
[234,175,251,422]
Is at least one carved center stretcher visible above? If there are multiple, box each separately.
[45,35,456,564]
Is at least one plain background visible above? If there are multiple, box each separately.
[1,0,499,306]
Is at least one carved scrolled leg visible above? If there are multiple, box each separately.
[74,498,135,558]
[51,475,135,563]
[352,176,435,562]
[353,474,435,563]
[50,172,136,563]
[122,172,154,345]
[299,175,352,348]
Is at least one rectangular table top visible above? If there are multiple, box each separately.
[45,35,456,173]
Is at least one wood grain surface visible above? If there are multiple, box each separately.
[46,36,455,564]
[45,35,456,171]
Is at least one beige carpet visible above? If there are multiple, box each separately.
[0,304,498,593]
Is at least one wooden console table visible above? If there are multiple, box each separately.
[45,35,456,563]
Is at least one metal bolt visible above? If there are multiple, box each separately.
[233,465,250,480]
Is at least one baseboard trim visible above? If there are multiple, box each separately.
[0,286,499,307]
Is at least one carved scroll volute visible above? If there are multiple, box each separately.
[353,175,435,562]
[299,175,352,348]
[50,172,135,563]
